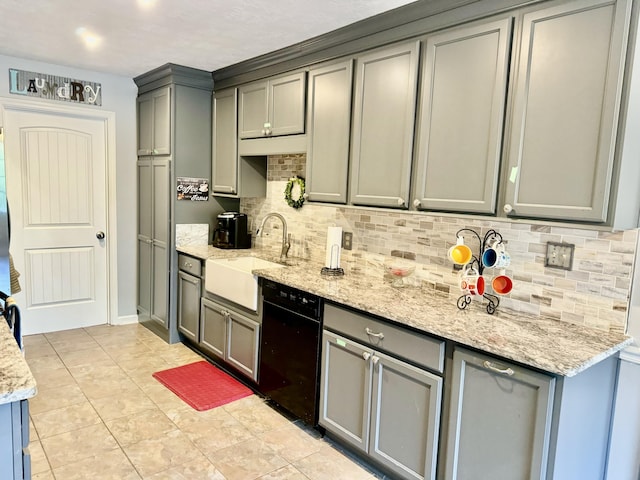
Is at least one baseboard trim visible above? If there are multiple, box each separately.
[112,315,139,326]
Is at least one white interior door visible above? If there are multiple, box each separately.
[4,107,108,334]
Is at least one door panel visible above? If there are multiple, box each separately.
[200,298,227,359]
[414,17,511,213]
[505,0,629,221]
[4,108,108,334]
[319,331,373,452]
[369,352,442,480]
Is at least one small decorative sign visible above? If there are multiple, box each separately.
[177,177,209,201]
[8,69,102,106]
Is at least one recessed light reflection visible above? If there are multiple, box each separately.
[137,0,157,9]
[75,27,103,50]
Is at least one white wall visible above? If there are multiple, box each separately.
[0,54,138,322]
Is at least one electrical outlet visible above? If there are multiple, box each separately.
[545,242,574,270]
[342,231,353,250]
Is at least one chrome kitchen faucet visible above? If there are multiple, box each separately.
[256,213,291,261]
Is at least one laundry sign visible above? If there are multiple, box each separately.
[8,68,102,106]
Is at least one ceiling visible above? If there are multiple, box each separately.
[0,0,417,78]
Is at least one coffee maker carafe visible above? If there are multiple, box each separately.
[212,212,251,249]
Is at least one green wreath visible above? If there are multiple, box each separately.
[284,176,306,209]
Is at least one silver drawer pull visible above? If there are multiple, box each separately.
[372,356,380,366]
[365,328,384,340]
[183,262,192,268]
[483,360,514,376]
[362,352,371,361]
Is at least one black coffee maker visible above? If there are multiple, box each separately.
[212,212,251,249]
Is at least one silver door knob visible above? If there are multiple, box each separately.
[96,231,105,240]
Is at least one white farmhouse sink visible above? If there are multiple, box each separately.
[205,256,284,311]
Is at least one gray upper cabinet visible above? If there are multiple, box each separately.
[306,60,353,204]
[137,87,171,156]
[350,41,420,209]
[238,72,306,139]
[444,348,555,480]
[504,0,631,222]
[413,17,512,214]
[212,88,238,194]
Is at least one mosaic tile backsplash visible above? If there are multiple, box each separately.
[241,154,638,333]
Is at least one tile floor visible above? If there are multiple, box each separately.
[24,323,383,480]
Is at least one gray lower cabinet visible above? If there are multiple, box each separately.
[212,88,238,194]
[413,17,511,214]
[177,254,202,342]
[444,348,555,480]
[306,59,353,204]
[200,297,227,359]
[200,297,260,381]
[503,0,630,222]
[0,399,30,480]
[137,157,170,329]
[320,330,442,480]
[349,41,420,209]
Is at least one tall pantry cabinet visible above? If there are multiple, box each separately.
[135,64,217,344]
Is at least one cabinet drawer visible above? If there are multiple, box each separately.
[324,303,444,373]
[178,254,201,277]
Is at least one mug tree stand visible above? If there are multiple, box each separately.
[454,228,502,315]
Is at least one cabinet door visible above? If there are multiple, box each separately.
[269,72,306,136]
[177,271,201,342]
[150,160,170,327]
[369,351,442,480]
[200,298,227,359]
[137,159,152,319]
[238,81,269,139]
[414,18,511,214]
[212,88,238,194]
[137,87,172,156]
[137,93,154,156]
[319,331,373,453]
[306,60,353,203]
[227,312,260,381]
[504,0,630,222]
[151,86,171,155]
[445,348,555,480]
[350,41,419,208]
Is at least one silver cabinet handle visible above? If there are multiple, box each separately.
[362,352,371,361]
[365,328,384,340]
[503,204,513,214]
[183,262,192,268]
[397,198,405,206]
[483,360,515,376]
[413,199,421,208]
[372,356,380,366]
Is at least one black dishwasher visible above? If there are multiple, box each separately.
[259,279,323,425]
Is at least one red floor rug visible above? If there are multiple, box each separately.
[152,361,252,411]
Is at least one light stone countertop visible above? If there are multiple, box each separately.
[0,319,37,405]
[178,245,633,377]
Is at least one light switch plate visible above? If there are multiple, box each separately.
[545,242,574,270]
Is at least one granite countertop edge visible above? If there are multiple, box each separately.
[0,320,37,405]
[178,245,633,377]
